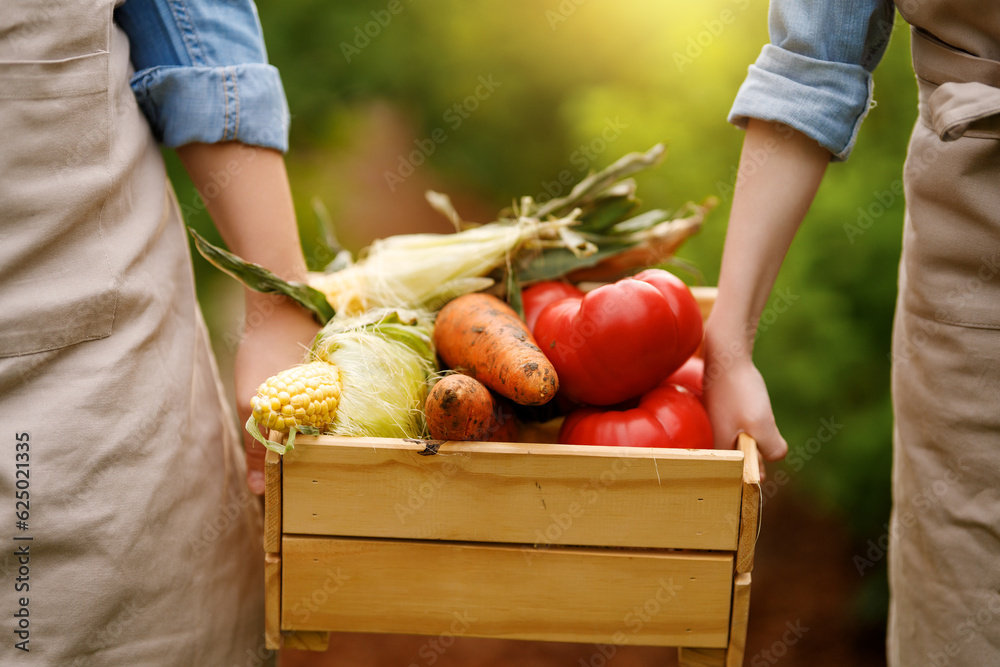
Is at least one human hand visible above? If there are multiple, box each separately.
[703,339,787,463]
[234,296,321,494]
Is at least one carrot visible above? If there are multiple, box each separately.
[434,293,559,406]
[425,374,520,442]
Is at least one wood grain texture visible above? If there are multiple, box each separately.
[726,572,752,667]
[735,434,761,574]
[282,631,331,651]
[281,536,733,648]
[265,552,282,650]
[264,447,282,554]
[678,647,726,667]
[690,286,718,324]
[282,436,744,551]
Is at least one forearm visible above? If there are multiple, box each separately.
[176,142,308,302]
[177,141,320,493]
[706,119,830,359]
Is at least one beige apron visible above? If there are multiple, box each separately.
[0,1,268,664]
[888,4,1000,665]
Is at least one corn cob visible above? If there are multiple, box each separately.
[250,362,342,433]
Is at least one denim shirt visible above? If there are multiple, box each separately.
[115,0,289,152]
[729,1,896,161]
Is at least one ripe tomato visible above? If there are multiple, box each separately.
[663,356,704,399]
[558,384,712,449]
[533,269,703,406]
[521,281,586,333]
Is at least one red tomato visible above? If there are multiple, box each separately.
[663,356,704,398]
[632,269,704,359]
[533,269,703,406]
[521,281,586,333]
[558,384,712,449]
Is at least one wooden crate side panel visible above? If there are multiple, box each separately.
[264,448,282,554]
[282,631,330,651]
[726,572,752,667]
[678,647,725,667]
[281,536,733,648]
[264,553,281,651]
[283,437,744,551]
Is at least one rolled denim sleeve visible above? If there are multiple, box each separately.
[115,0,290,152]
[729,0,895,161]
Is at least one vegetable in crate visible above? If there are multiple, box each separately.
[664,356,704,399]
[246,310,437,454]
[189,145,711,324]
[521,281,585,334]
[533,269,702,406]
[250,362,342,433]
[559,384,712,449]
[434,293,558,406]
[425,374,519,442]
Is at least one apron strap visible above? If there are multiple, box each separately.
[911,27,1000,141]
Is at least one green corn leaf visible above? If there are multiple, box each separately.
[517,241,634,283]
[607,209,672,236]
[189,228,335,324]
[576,195,639,234]
[535,144,666,219]
[245,417,293,455]
[506,266,524,320]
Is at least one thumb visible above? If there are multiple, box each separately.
[751,419,788,462]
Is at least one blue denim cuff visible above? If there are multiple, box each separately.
[728,44,874,162]
[130,63,290,152]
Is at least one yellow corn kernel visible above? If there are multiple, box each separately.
[250,362,342,433]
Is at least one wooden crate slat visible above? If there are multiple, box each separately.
[282,631,330,651]
[264,553,282,651]
[282,436,744,551]
[264,447,282,554]
[735,434,761,574]
[678,647,725,666]
[281,536,733,648]
[726,572,752,667]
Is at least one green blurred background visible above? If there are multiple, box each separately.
[170,1,917,662]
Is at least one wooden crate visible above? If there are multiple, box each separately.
[263,287,762,667]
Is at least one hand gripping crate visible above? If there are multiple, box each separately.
[263,287,762,667]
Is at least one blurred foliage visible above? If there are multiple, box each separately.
[168,0,921,629]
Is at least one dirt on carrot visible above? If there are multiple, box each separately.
[433,293,559,406]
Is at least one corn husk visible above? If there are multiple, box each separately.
[308,216,572,315]
[310,309,437,439]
